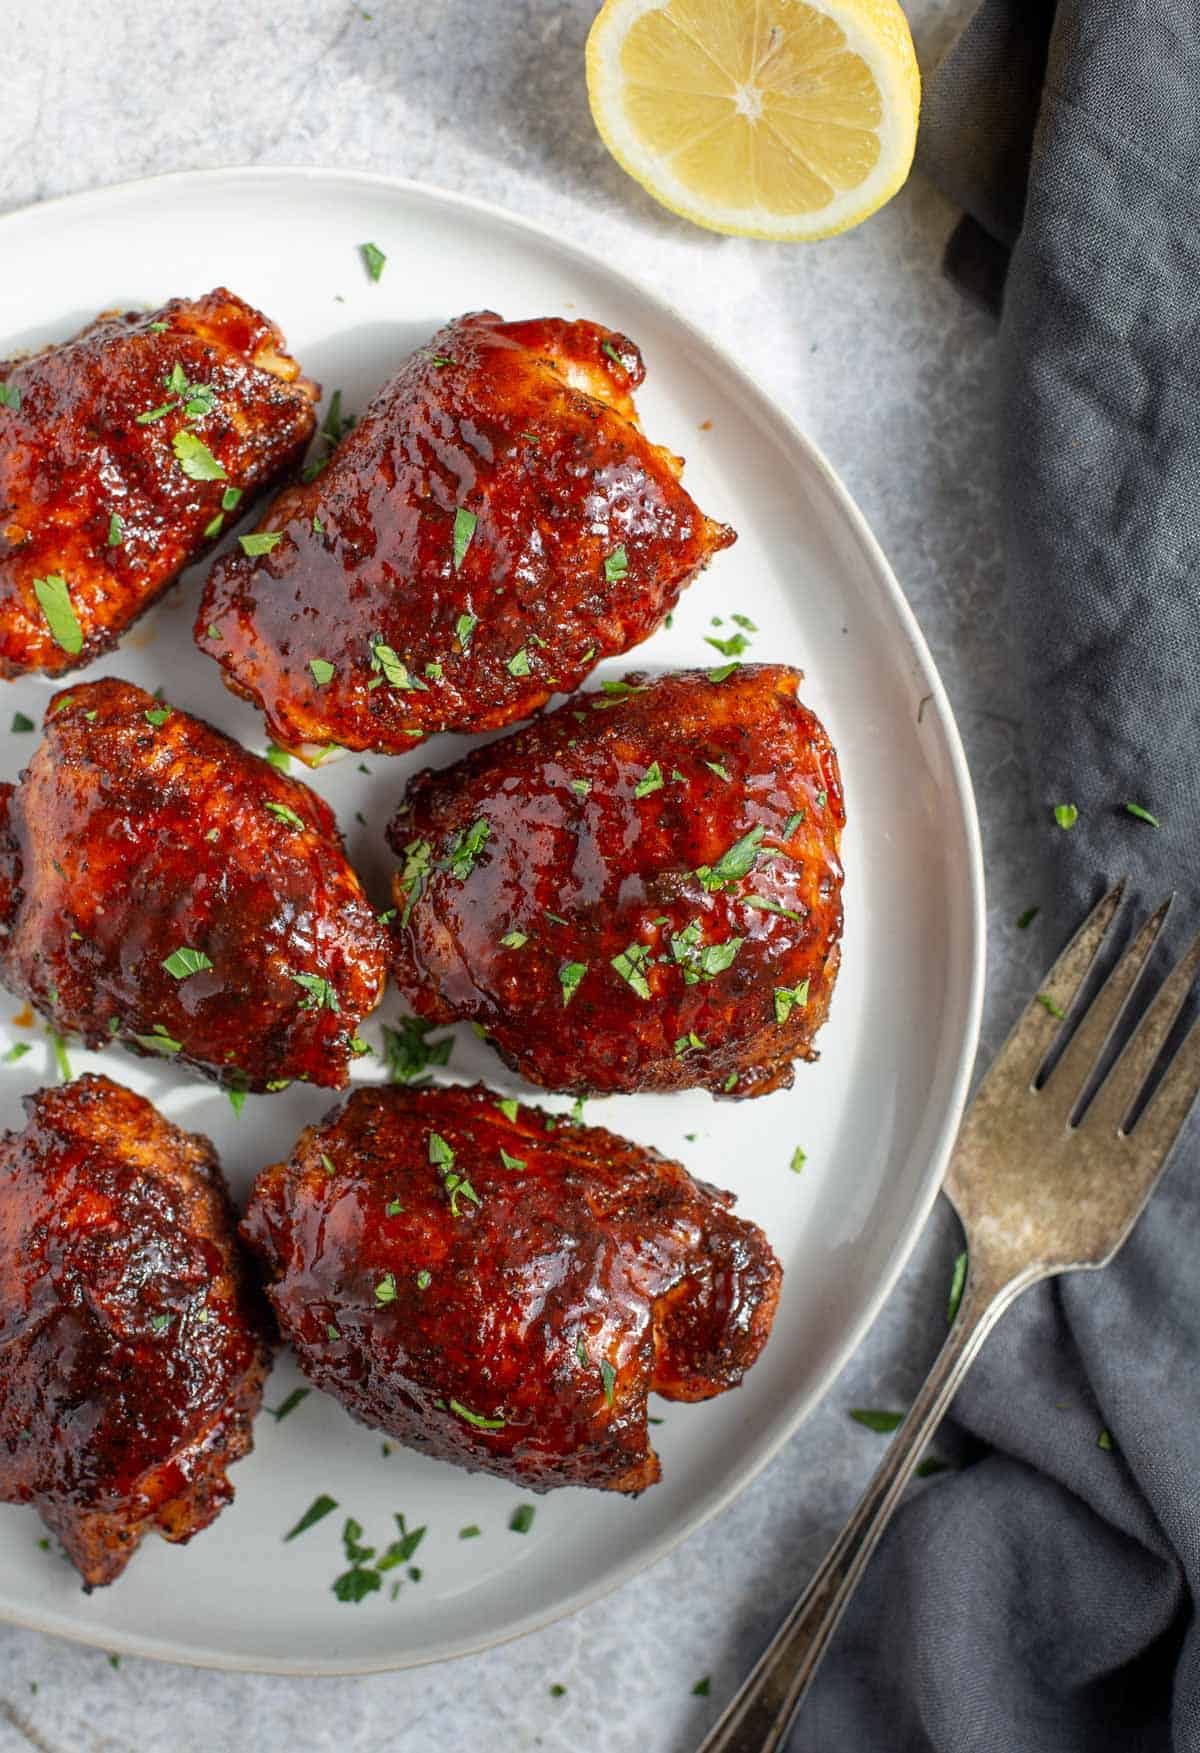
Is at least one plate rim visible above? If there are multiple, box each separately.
[0,162,987,1676]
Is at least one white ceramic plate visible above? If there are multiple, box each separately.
[0,167,984,1674]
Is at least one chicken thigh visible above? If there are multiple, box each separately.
[198,312,734,759]
[0,679,386,1091]
[0,1075,273,1586]
[0,290,317,677]
[241,1082,780,1493]
[386,664,843,1097]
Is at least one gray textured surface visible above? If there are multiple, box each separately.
[0,2,1048,1748]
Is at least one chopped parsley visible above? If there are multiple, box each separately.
[705,631,750,658]
[1053,803,1078,830]
[669,920,744,984]
[593,679,646,707]
[549,1684,567,1699]
[172,430,226,481]
[107,512,123,547]
[496,1098,520,1122]
[704,760,731,781]
[0,381,20,411]
[558,961,587,1006]
[500,930,528,948]
[2,1042,32,1063]
[451,1399,505,1430]
[604,544,629,583]
[144,705,171,726]
[599,1358,616,1407]
[264,801,305,830]
[381,1014,454,1085]
[132,1025,182,1056]
[283,1494,338,1541]
[782,811,804,838]
[633,761,664,798]
[222,487,243,511]
[10,712,33,733]
[674,1032,705,1056]
[693,1677,712,1697]
[372,643,425,690]
[1122,801,1160,827]
[744,895,803,922]
[459,1525,481,1539]
[509,1503,535,1534]
[570,778,591,798]
[443,816,490,880]
[429,1132,481,1216]
[397,838,433,924]
[386,1198,403,1217]
[601,341,624,369]
[947,1250,968,1324]
[773,980,810,1024]
[162,947,213,980]
[611,941,653,998]
[374,1273,397,1306]
[1097,1428,1115,1452]
[239,531,284,557]
[507,648,531,678]
[1016,906,1040,929]
[731,613,757,631]
[694,825,764,891]
[291,973,340,1013]
[850,1408,904,1433]
[1037,993,1065,1020]
[455,611,477,652]
[360,241,387,281]
[33,574,83,656]
[452,507,477,572]
[789,1146,806,1173]
[309,657,335,686]
[707,662,740,682]
[268,1388,310,1422]
[499,1148,525,1171]
[320,1153,336,1177]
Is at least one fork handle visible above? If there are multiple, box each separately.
[698,1265,1037,1753]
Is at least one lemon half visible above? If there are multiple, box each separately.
[586,0,921,241]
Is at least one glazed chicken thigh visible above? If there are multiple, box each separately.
[0,679,386,1090]
[0,1075,273,1586]
[242,1082,780,1493]
[386,665,844,1097]
[0,290,317,677]
[198,312,734,759]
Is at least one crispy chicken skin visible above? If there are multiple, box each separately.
[0,1075,273,1587]
[0,679,386,1091]
[386,665,844,1098]
[241,1082,780,1493]
[0,289,318,678]
[198,312,735,759]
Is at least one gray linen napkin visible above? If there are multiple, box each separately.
[792,4,1200,1747]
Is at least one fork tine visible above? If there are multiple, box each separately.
[1129,1016,1200,1146]
[1082,928,1200,1137]
[1000,880,1126,1088]
[1041,896,1173,1120]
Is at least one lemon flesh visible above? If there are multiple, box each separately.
[587,0,921,240]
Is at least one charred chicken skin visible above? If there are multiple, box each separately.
[0,678,386,1091]
[0,290,318,678]
[0,1075,273,1586]
[198,312,734,759]
[386,665,844,1098]
[242,1082,780,1493]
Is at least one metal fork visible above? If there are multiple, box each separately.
[700,883,1200,1753]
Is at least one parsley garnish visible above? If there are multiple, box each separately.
[674,1032,705,1055]
[789,1145,806,1173]
[601,341,624,369]
[455,611,477,652]
[773,980,810,1024]
[2,1042,32,1063]
[705,631,749,658]
[397,838,433,924]
[592,679,647,708]
[501,930,529,949]
[33,574,83,655]
[1037,993,1065,1020]
[0,381,20,411]
[453,507,477,572]
[633,761,664,798]
[570,778,591,798]
[172,430,226,481]
[106,512,123,547]
[162,947,213,980]
[499,1148,525,1171]
[284,1495,338,1542]
[1123,801,1160,827]
[782,811,804,837]
[239,532,283,557]
[850,1408,904,1433]
[222,486,242,511]
[611,942,653,998]
[744,895,802,922]
[10,712,33,733]
[558,961,587,1006]
[707,662,740,682]
[694,825,764,891]
[443,816,490,879]
[374,1273,397,1306]
[459,1525,482,1539]
[599,1358,616,1407]
[264,801,305,830]
[693,1677,712,1697]
[144,706,171,726]
[705,760,731,781]
[509,1503,535,1533]
[604,545,628,583]
[309,657,335,686]
[1097,1428,1115,1452]
[496,1098,520,1122]
[292,974,340,1013]
[268,1388,310,1422]
[1053,803,1078,830]
[668,920,745,984]
[381,1014,454,1084]
[360,241,387,281]
[507,648,531,677]
[429,1132,481,1215]
[947,1250,967,1324]
[450,1399,505,1429]
[1016,905,1040,929]
[132,1025,182,1055]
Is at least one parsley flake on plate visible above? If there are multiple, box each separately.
[704,630,749,658]
[694,824,764,892]
[1053,802,1078,830]
[1122,801,1160,827]
[10,712,34,734]
[947,1249,968,1324]
[284,1494,338,1542]
[162,947,213,980]
[611,942,653,998]
[264,801,305,830]
[604,544,628,583]
[452,507,477,572]
[172,430,226,481]
[633,760,664,798]
[291,974,340,1013]
[773,980,810,1024]
[374,1273,397,1307]
[360,241,387,281]
[382,1014,454,1085]
[850,1408,904,1433]
[509,1502,536,1533]
[132,1025,182,1056]
[496,1098,520,1122]
[455,611,478,652]
[507,648,531,678]
[268,1388,310,1422]
[239,531,283,557]
[558,961,587,1006]
[0,381,20,411]
[309,657,335,686]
